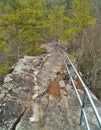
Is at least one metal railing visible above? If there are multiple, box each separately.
[61,45,101,130]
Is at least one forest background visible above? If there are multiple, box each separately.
[0,0,101,99]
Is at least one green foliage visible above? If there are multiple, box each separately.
[0,0,95,46]
[47,4,66,40]
[0,41,10,53]
[0,0,48,42]
[63,0,96,41]
[0,0,96,77]
[26,45,46,56]
[65,0,72,10]
[69,52,80,60]
[71,0,96,27]
[79,52,94,74]
[0,64,11,77]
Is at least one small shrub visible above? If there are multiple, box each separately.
[0,64,11,77]
[26,45,46,56]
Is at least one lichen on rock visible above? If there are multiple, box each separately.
[0,43,101,130]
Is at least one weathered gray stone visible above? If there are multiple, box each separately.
[0,43,101,130]
[59,80,65,88]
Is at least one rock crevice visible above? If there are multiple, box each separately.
[0,43,101,130]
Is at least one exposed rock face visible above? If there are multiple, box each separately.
[0,43,101,130]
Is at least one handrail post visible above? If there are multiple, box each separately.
[68,64,73,85]
[80,90,86,125]
[64,58,90,130]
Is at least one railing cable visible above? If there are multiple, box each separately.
[60,44,101,129]
[64,61,90,130]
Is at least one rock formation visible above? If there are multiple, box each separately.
[0,43,101,130]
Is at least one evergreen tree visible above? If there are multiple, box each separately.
[0,0,96,77]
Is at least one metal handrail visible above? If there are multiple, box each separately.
[64,61,90,130]
[61,45,101,130]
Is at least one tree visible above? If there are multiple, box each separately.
[0,0,48,77]
[65,0,96,56]
[0,0,48,57]
[47,3,66,41]
[78,0,101,99]
[0,0,96,78]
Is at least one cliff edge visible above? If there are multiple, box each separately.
[0,43,101,130]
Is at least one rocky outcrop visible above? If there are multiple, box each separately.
[0,43,101,130]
